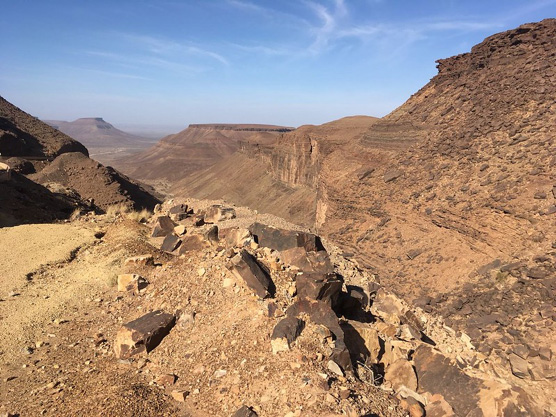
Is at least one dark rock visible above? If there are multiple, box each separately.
[270,316,304,354]
[161,234,181,253]
[286,298,352,373]
[178,234,211,253]
[227,250,274,299]
[295,272,342,306]
[383,168,403,182]
[114,310,175,359]
[151,216,176,238]
[169,204,188,214]
[249,223,324,252]
[232,405,258,417]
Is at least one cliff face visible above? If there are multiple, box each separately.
[117,124,293,186]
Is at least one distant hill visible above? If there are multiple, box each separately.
[116,123,294,190]
[0,97,160,226]
[44,118,158,166]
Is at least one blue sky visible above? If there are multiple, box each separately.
[1,0,555,130]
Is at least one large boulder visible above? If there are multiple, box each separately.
[295,272,342,306]
[249,223,324,252]
[227,250,274,299]
[114,310,176,359]
[151,216,176,238]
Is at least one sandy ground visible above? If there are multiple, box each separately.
[0,224,95,296]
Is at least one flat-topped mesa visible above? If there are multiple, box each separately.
[188,123,294,133]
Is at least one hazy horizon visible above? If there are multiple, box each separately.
[1,0,555,127]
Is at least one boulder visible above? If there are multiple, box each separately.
[424,393,455,417]
[271,316,304,354]
[223,227,252,247]
[161,233,182,253]
[114,310,176,359]
[151,216,176,237]
[227,250,274,299]
[295,272,342,306]
[168,204,189,221]
[178,234,211,254]
[249,223,324,252]
[204,205,236,223]
[341,321,382,364]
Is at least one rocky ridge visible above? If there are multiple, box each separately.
[0,97,160,226]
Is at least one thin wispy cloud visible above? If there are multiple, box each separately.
[121,33,230,66]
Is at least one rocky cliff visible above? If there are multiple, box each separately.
[117,123,293,188]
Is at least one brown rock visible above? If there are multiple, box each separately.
[227,250,274,299]
[399,397,425,417]
[223,227,252,247]
[425,393,455,417]
[508,353,529,379]
[178,234,211,253]
[384,359,417,391]
[204,205,236,223]
[161,233,181,253]
[171,390,188,402]
[271,317,304,354]
[341,321,382,364]
[155,374,177,385]
[117,274,147,293]
[384,168,403,182]
[280,247,333,273]
[123,254,154,267]
[151,216,176,237]
[114,310,176,359]
[370,290,405,325]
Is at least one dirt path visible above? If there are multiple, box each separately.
[0,224,95,296]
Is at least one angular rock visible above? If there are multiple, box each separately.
[271,316,304,354]
[171,390,188,402]
[223,227,252,247]
[123,254,154,267]
[384,358,418,391]
[508,353,529,379]
[168,204,189,221]
[174,225,186,236]
[204,205,236,223]
[295,272,342,306]
[178,235,209,254]
[155,373,177,385]
[383,168,403,182]
[280,247,333,273]
[117,274,147,293]
[227,250,274,299]
[399,397,425,417]
[413,346,542,416]
[286,298,352,373]
[114,310,176,359]
[151,216,176,238]
[370,289,405,325]
[249,223,324,252]
[161,233,182,253]
[424,393,455,417]
[232,405,258,417]
[341,321,382,364]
